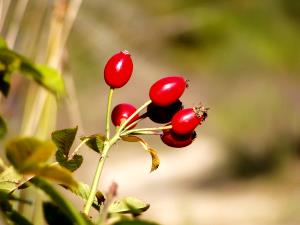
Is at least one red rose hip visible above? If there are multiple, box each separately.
[104,50,133,88]
[171,106,207,135]
[149,76,187,107]
[111,103,139,127]
[161,129,196,148]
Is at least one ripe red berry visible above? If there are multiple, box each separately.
[171,106,207,135]
[161,129,196,148]
[111,103,139,127]
[104,50,133,88]
[149,76,187,107]
[147,100,183,124]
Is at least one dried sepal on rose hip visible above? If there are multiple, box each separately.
[161,129,197,148]
[149,76,188,107]
[171,105,208,135]
[146,100,183,124]
[104,50,133,88]
[111,103,139,127]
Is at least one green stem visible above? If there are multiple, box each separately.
[83,135,119,215]
[105,88,114,139]
[123,130,161,135]
[122,117,144,132]
[83,100,151,216]
[119,100,152,132]
[121,125,172,136]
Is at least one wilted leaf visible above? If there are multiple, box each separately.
[80,134,106,154]
[121,136,160,172]
[108,197,150,215]
[113,220,160,225]
[0,115,7,139]
[51,126,78,156]
[5,137,55,172]
[43,202,73,225]
[148,148,160,172]
[121,136,142,143]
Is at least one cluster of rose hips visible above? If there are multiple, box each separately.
[104,50,208,148]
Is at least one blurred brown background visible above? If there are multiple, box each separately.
[1,0,300,224]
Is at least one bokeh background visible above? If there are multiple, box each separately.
[1,0,300,225]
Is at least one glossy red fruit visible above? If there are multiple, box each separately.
[147,100,183,124]
[171,106,207,135]
[161,129,196,148]
[104,50,133,88]
[149,76,187,107]
[111,103,139,127]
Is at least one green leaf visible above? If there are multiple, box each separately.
[5,137,55,172]
[121,136,160,172]
[66,181,105,210]
[0,114,7,139]
[1,206,33,225]
[51,126,78,156]
[18,58,65,97]
[108,197,150,215]
[43,202,73,225]
[30,177,88,225]
[0,190,31,204]
[52,127,83,172]
[0,189,33,225]
[55,150,83,172]
[0,47,65,96]
[34,65,65,97]
[80,134,106,154]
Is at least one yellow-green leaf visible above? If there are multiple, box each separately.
[5,137,55,172]
[66,181,105,210]
[28,165,77,188]
[108,197,150,215]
